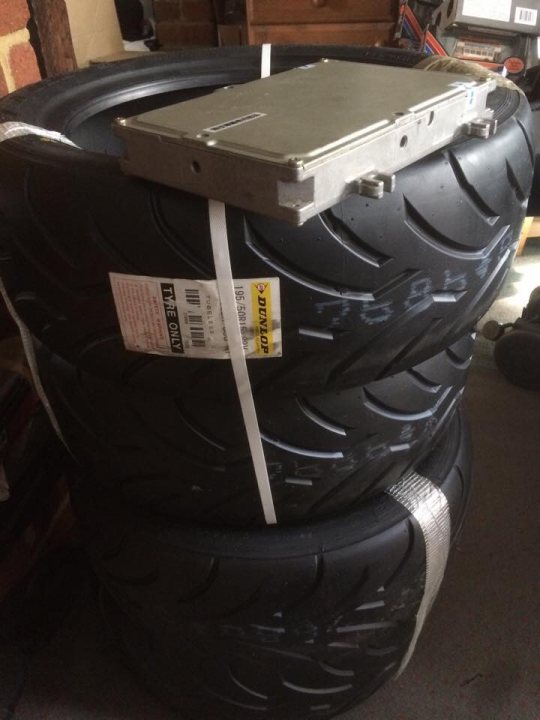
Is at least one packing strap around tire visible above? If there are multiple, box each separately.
[0,278,65,444]
[261,43,272,78]
[0,121,77,147]
[208,200,277,525]
[387,470,451,674]
[207,44,277,526]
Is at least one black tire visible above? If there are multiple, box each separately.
[78,411,471,720]
[526,104,540,216]
[0,46,533,395]
[37,332,473,526]
[0,405,66,554]
[523,286,540,320]
[494,329,540,390]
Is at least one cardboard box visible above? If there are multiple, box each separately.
[64,0,124,67]
[435,0,540,35]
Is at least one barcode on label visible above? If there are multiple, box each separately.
[185,288,201,306]
[515,6,538,25]
[186,313,206,347]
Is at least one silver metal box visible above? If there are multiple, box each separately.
[435,0,540,35]
[116,59,496,225]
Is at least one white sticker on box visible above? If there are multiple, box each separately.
[515,6,538,25]
[462,0,511,23]
[449,81,478,108]
[110,273,282,360]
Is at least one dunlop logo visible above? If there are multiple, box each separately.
[251,281,273,356]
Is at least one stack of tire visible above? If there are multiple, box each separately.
[0,46,533,719]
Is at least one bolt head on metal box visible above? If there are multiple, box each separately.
[116,59,496,225]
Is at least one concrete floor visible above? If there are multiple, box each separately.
[3,244,540,720]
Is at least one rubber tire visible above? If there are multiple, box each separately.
[494,329,540,390]
[526,104,540,216]
[78,410,472,720]
[0,405,66,555]
[37,333,473,526]
[523,286,540,321]
[0,46,533,395]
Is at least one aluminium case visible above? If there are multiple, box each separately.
[116,59,496,225]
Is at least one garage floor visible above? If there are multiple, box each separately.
[3,243,540,720]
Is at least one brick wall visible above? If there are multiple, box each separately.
[0,0,41,97]
[153,0,217,48]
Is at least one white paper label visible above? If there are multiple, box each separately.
[514,6,538,25]
[449,81,478,108]
[462,0,511,22]
[110,273,282,359]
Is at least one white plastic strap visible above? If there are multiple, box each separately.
[208,200,277,525]
[0,278,66,444]
[0,121,77,147]
[199,40,277,524]
[387,471,451,673]
[261,43,272,79]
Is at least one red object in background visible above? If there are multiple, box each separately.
[398,2,447,55]
[505,56,526,74]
